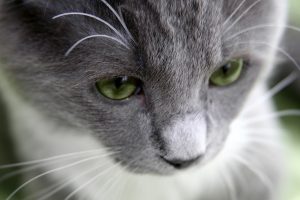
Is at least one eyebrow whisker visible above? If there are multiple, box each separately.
[52,12,128,44]
[223,0,262,34]
[97,0,136,43]
[66,34,130,56]
[223,0,247,27]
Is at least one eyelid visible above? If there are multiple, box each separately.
[84,70,144,84]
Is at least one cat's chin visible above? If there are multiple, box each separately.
[123,162,211,177]
[125,167,176,176]
[114,159,176,175]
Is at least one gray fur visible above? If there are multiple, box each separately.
[0,0,287,199]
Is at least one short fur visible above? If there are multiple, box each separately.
[0,0,287,199]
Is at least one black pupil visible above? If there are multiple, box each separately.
[114,77,127,89]
[222,63,231,74]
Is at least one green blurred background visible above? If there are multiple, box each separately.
[0,0,300,199]
[277,0,300,199]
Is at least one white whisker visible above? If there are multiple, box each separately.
[220,168,237,200]
[64,162,120,200]
[52,12,127,44]
[232,125,279,133]
[93,167,122,200]
[0,149,104,169]
[242,73,298,114]
[23,178,69,200]
[65,34,129,56]
[98,0,135,42]
[231,155,273,195]
[224,0,262,34]
[239,110,300,126]
[226,41,300,71]
[0,156,78,184]
[38,161,111,200]
[223,0,247,27]
[225,24,300,42]
[5,155,104,200]
[115,173,127,200]
[232,135,281,148]
[0,166,38,184]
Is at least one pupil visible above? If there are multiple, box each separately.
[222,64,231,74]
[114,77,127,89]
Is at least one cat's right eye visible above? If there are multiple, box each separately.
[96,76,142,100]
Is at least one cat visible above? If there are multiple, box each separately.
[0,0,288,199]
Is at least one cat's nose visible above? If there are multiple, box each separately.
[162,156,202,169]
[160,114,207,166]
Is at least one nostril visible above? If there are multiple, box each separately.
[162,156,202,169]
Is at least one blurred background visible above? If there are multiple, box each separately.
[274,0,300,199]
[276,0,300,200]
[0,0,300,199]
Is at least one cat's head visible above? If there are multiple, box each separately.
[0,0,286,174]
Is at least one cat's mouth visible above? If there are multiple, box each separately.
[112,149,210,175]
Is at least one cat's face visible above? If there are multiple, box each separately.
[0,0,286,174]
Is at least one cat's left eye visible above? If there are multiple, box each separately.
[210,58,244,87]
[96,76,142,100]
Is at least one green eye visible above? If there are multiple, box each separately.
[96,76,141,100]
[210,58,244,86]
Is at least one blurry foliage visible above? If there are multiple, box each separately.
[290,0,300,25]
[275,1,300,199]
[0,92,22,199]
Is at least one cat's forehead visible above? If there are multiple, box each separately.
[18,0,280,74]
[123,0,224,73]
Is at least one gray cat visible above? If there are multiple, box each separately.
[0,0,288,200]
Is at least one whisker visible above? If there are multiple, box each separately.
[219,167,237,200]
[241,73,298,114]
[244,139,280,148]
[52,12,127,44]
[115,173,126,200]
[5,155,106,200]
[231,155,273,196]
[64,162,120,200]
[0,166,38,184]
[225,24,300,42]
[65,34,129,56]
[0,155,84,184]
[93,167,122,200]
[222,0,247,27]
[224,0,262,34]
[245,146,282,162]
[236,129,279,136]
[97,0,135,42]
[37,161,112,200]
[23,178,69,200]
[225,41,300,71]
[230,134,281,148]
[0,149,105,169]
[238,110,300,126]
